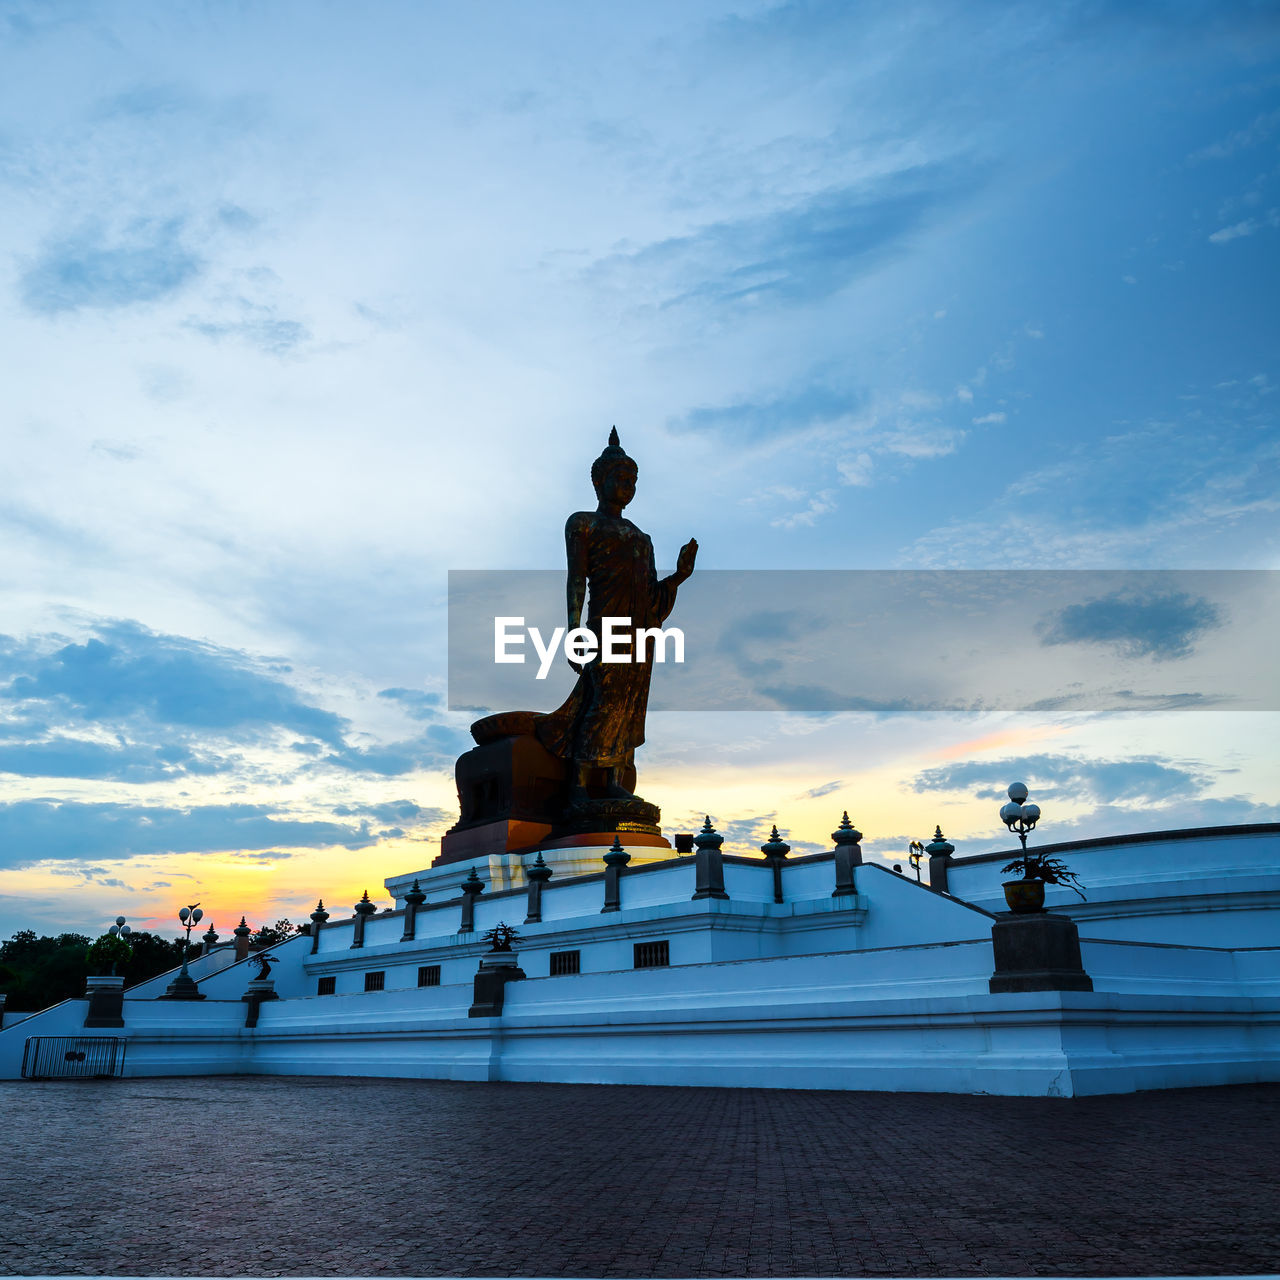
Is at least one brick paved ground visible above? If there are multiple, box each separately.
[2,1077,1278,1277]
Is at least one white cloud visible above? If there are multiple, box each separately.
[1209,211,1278,244]
[770,490,838,529]
[1209,219,1258,243]
[1188,108,1280,163]
[898,389,943,411]
[878,423,965,459]
[837,452,874,486]
[972,411,1006,425]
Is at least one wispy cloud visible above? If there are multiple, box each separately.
[799,779,843,800]
[836,452,874,486]
[186,301,310,355]
[331,799,447,827]
[1208,209,1279,243]
[671,383,865,442]
[914,753,1211,806]
[1037,590,1223,661]
[322,724,465,777]
[0,799,385,869]
[770,489,837,529]
[1189,108,1280,163]
[19,218,203,314]
[0,622,465,784]
[589,166,965,312]
[0,738,225,783]
[3,622,346,746]
[687,375,970,515]
[903,397,1280,568]
[377,688,445,721]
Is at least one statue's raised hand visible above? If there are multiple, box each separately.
[675,537,698,584]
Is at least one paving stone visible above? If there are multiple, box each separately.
[2,1077,1278,1275]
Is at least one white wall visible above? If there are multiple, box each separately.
[5,924,1277,1096]
[944,829,1280,947]
[7,829,1275,1095]
[0,998,98,1079]
[125,941,247,998]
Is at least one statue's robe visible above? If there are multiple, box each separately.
[535,510,680,768]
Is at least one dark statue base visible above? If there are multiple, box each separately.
[556,796,662,839]
[989,911,1094,993]
[439,817,555,863]
[438,714,662,864]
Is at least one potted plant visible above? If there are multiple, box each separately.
[471,923,526,1016]
[84,932,133,978]
[478,923,525,976]
[481,923,521,954]
[83,929,134,1028]
[1000,853,1086,913]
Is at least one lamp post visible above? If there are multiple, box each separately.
[84,915,135,1028]
[907,841,925,882]
[105,915,133,973]
[178,903,203,961]
[160,902,207,1000]
[999,782,1041,851]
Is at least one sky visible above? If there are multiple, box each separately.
[1,0,1277,942]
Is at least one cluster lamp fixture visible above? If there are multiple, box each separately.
[999,782,1041,850]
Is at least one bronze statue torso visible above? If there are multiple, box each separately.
[534,510,679,767]
[569,511,669,628]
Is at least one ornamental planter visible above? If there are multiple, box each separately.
[84,974,125,994]
[470,949,526,1017]
[1002,878,1046,913]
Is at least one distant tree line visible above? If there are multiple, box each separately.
[250,920,300,948]
[0,919,300,1014]
[0,929,191,1013]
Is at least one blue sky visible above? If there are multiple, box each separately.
[0,1,1277,938]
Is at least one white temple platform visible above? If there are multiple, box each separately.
[384,832,676,904]
[3,824,1277,1096]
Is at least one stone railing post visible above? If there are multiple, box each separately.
[309,899,329,953]
[469,948,527,1017]
[459,867,485,933]
[524,853,553,923]
[990,912,1093,993]
[351,890,377,948]
[242,968,279,1028]
[200,923,219,956]
[926,827,955,893]
[84,975,126,1027]
[692,816,728,900]
[233,916,252,963]
[601,836,631,913]
[832,811,863,897]
[760,824,790,904]
[400,879,426,941]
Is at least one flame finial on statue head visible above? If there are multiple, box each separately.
[591,425,637,493]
